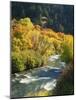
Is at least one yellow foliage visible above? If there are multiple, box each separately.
[64,35,73,46]
[61,34,73,63]
[11,17,73,58]
[27,90,50,96]
[11,17,74,72]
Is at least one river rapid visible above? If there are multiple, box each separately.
[11,55,66,98]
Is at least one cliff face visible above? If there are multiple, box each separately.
[11,2,74,35]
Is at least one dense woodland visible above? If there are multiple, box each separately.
[11,2,74,97]
[11,2,74,34]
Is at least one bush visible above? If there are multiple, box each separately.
[19,17,34,29]
[11,17,74,73]
[21,50,43,69]
[11,49,47,73]
[11,52,25,73]
[61,35,73,63]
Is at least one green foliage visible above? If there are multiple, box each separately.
[61,35,73,63]
[11,52,25,73]
[12,2,74,34]
[21,50,43,69]
[11,49,43,73]
[19,17,33,29]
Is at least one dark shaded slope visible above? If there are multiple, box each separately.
[11,2,74,34]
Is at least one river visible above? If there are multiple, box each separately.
[11,55,66,98]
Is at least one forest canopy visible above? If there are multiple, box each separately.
[11,2,74,34]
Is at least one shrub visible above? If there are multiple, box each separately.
[52,38,62,54]
[12,17,73,73]
[19,17,34,29]
[11,52,25,73]
[61,35,73,63]
[21,50,43,69]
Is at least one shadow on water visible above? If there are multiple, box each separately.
[32,69,62,78]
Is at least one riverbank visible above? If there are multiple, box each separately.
[11,55,66,98]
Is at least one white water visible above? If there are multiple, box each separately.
[11,55,66,98]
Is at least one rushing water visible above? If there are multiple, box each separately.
[11,55,66,98]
